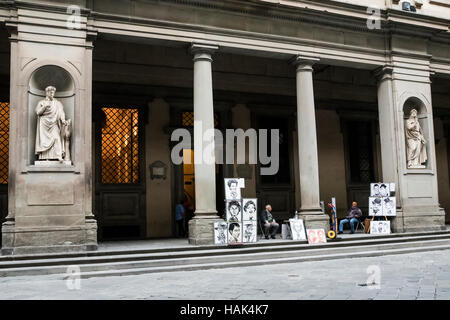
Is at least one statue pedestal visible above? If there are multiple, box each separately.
[408,165,426,169]
[35,160,72,166]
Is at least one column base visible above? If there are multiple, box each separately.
[1,219,98,255]
[299,211,330,233]
[188,216,223,245]
[392,206,446,233]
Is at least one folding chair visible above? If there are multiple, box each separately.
[354,218,365,232]
[258,220,266,240]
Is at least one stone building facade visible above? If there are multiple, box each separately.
[0,0,449,253]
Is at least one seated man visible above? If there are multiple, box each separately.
[261,204,279,239]
[338,201,362,234]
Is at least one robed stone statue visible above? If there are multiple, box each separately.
[35,86,71,163]
[405,108,427,168]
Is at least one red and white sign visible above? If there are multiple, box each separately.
[307,229,327,244]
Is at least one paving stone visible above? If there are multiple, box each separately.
[1,249,450,300]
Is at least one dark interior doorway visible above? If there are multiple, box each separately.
[94,106,147,240]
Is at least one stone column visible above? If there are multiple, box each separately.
[375,66,403,231]
[188,43,222,245]
[293,56,329,231]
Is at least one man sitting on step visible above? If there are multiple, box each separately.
[261,204,279,239]
[338,201,362,234]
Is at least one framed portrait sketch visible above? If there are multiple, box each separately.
[382,197,396,216]
[226,200,242,223]
[228,222,242,244]
[370,221,391,235]
[289,219,306,241]
[224,178,241,200]
[379,183,389,197]
[214,221,228,245]
[306,229,327,244]
[242,221,257,243]
[370,183,381,197]
[369,197,383,216]
[242,198,257,221]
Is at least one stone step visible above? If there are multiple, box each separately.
[9,242,450,280]
[1,235,450,278]
[1,232,450,269]
[1,229,449,262]
[1,229,449,264]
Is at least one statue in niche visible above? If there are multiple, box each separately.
[35,86,72,163]
[405,108,427,168]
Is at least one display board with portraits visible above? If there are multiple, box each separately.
[370,220,391,235]
[306,229,327,244]
[289,219,307,241]
[216,178,257,245]
[369,182,396,216]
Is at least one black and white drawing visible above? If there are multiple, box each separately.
[370,221,391,235]
[224,178,241,200]
[379,183,389,197]
[242,198,257,221]
[226,200,242,222]
[289,218,306,241]
[389,183,395,195]
[370,183,381,197]
[213,221,228,245]
[228,222,242,244]
[369,197,383,216]
[382,197,396,216]
[243,221,257,243]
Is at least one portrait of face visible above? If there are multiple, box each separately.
[242,199,257,221]
[380,184,389,197]
[383,197,396,216]
[243,222,256,243]
[371,221,390,234]
[369,197,383,216]
[225,179,241,200]
[227,200,242,222]
[214,222,228,245]
[228,223,241,243]
[371,183,380,197]
[230,204,239,216]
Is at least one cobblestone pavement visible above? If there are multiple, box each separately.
[1,249,450,300]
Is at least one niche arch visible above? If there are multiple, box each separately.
[403,96,430,169]
[28,65,75,165]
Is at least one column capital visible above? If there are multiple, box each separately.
[291,55,320,71]
[190,42,219,61]
[374,65,394,83]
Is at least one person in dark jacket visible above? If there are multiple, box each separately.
[261,204,279,239]
[338,201,362,234]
